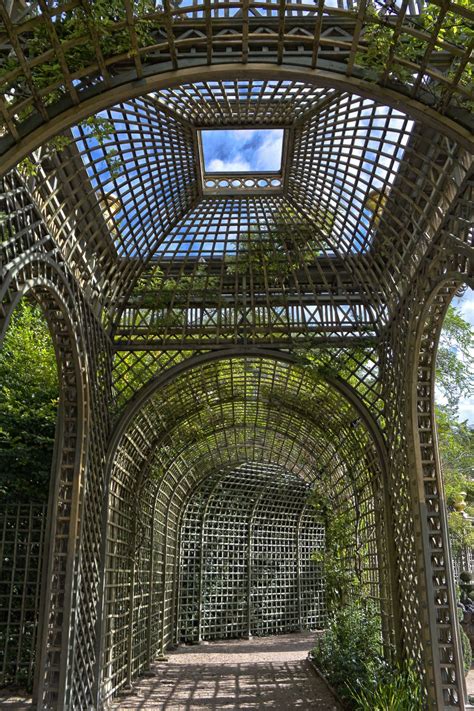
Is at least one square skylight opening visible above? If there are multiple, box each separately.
[201,128,284,172]
[199,128,286,194]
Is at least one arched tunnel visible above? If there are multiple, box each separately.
[0,3,472,707]
[100,354,392,701]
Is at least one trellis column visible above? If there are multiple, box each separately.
[411,286,467,708]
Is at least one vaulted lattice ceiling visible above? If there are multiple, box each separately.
[112,355,380,487]
[1,0,472,354]
[5,76,469,354]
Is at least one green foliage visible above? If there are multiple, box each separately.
[356,1,473,110]
[17,117,124,179]
[437,408,474,509]
[112,350,194,409]
[447,509,474,556]
[436,305,474,417]
[135,264,220,306]
[0,2,162,115]
[434,303,474,561]
[132,263,220,329]
[437,405,474,554]
[311,600,386,703]
[312,603,424,708]
[80,116,125,179]
[225,208,331,284]
[347,659,425,711]
[0,301,59,502]
[17,134,72,177]
[357,6,397,80]
[460,625,472,675]
[309,485,361,611]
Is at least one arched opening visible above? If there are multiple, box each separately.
[0,277,86,709]
[177,462,325,642]
[100,354,394,706]
[0,296,59,696]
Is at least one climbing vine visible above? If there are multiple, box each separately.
[225,207,333,284]
[308,483,362,613]
[0,2,163,117]
[357,0,473,110]
[17,116,124,178]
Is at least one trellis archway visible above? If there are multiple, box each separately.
[0,173,114,708]
[0,260,87,708]
[177,462,326,642]
[408,267,474,704]
[0,2,472,708]
[98,351,397,704]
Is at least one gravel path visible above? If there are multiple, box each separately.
[0,690,32,710]
[111,632,341,710]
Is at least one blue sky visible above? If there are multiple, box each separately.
[201,129,284,172]
[72,101,415,259]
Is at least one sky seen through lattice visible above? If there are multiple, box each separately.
[201,129,284,172]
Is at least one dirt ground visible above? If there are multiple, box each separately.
[111,632,341,710]
[0,689,32,710]
[4,648,474,709]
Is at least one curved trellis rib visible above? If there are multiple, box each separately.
[0,0,472,159]
[102,354,393,702]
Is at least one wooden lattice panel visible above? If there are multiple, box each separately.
[178,463,325,642]
[0,0,472,171]
[0,504,47,690]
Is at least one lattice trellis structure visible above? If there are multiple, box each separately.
[0,172,113,709]
[100,354,391,703]
[0,1,472,709]
[0,504,47,691]
[177,463,325,642]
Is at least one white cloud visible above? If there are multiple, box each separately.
[254,131,284,171]
[458,400,474,424]
[233,129,256,141]
[454,289,474,327]
[208,157,251,172]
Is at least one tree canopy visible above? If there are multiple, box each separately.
[435,301,474,555]
[436,303,474,417]
[0,300,58,502]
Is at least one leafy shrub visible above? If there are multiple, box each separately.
[347,660,424,711]
[0,301,58,502]
[311,600,387,702]
[457,604,473,675]
[460,625,472,676]
[311,601,425,708]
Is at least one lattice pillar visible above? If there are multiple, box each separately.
[380,212,473,709]
[413,284,467,708]
[382,330,467,706]
[1,174,114,710]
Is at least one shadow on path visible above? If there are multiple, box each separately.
[112,632,341,710]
